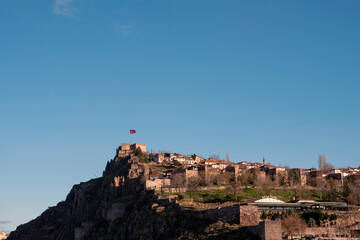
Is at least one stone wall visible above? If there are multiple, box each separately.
[133,143,146,153]
[185,169,199,183]
[301,227,337,236]
[328,209,360,227]
[192,205,240,224]
[162,186,227,193]
[145,179,170,192]
[247,220,282,240]
[239,205,260,227]
[120,143,131,150]
[260,220,282,240]
[118,143,146,156]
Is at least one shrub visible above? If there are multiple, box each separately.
[134,147,143,156]
[173,160,182,167]
[301,210,324,226]
[308,218,316,227]
[329,213,338,221]
[139,157,149,163]
[271,212,281,220]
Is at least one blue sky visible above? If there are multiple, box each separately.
[1,0,360,232]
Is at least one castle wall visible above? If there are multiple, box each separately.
[145,179,170,192]
[133,143,146,153]
[121,144,131,150]
[239,205,260,227]
[190,205,240,224]
[118,143,146,157]
[247,220,282,240]
[185,169,199,183]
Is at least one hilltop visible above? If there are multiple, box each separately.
[7,143,360,240]
[7,144,258,240]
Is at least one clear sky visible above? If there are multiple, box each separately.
[1,0,360,233]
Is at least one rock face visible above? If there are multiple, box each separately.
[7,156,201,240]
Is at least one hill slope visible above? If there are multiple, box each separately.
[8,154,258,240]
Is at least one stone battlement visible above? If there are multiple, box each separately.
[117,143,146,157]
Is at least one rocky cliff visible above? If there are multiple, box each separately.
[8,154,258,240]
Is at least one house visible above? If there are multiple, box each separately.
[211,164,220,169]
[170,153,186,164]
[218,160,229,170]
[348,168,360,174]
[204,160,218,165]
[193,155,206,163]
[185,158,195,165]
[238,161,250,166]
[150,153,170,163]
[326,169,341,175]
[149,173,163,180]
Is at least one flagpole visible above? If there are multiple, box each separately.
[129,132,131,144]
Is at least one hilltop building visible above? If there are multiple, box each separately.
[117,143,146,157]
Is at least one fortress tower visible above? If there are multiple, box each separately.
[117,143,146,157]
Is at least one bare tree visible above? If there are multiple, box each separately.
[282,212,306,239]
[255,176,275,196]
[238,172,255,189]
[326,163,334,170]
[318,154,327,172]
[318,155,334,172]
[209,155,220,160]
[207,173,227,186]
[226,152,230,162]
[348,179,360,205]
[226,181,242,201]
[171,173,185,192]
[187,176,202,199]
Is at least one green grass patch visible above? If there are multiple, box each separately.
[181,189,237,203]
[149,165,181,171]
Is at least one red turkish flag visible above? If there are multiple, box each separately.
[130,129,136,134]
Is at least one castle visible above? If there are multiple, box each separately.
[117,143,146,157]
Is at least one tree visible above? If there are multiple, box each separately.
[209,155,220,160]
[187,176,202,199]
[308,218,316,228]
[134,147,143,156]
[318,155,327,172]
[211,174,227,186]
[255,176,275,196]
[172,160,182,167]
[345,179,360,205]
[282,212,306,239]
[238,173,250,189]
[288,169,300,185]
[226,181,242,201]
[171,173,185,192]
[226,152,230,162]
[318,154,334,172]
